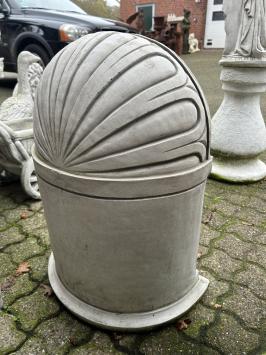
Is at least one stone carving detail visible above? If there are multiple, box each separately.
[34,32,209,177]
[224,0,266,59]
[0,52,43,199]
[0,52,42,121]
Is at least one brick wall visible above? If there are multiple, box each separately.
[120,0,208,48]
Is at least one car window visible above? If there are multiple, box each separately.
[15,0,86,14]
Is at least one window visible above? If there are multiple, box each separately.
[136,4,155,32]
[212,11,225,21]
[14,0,85,13]
[214,0,223,4]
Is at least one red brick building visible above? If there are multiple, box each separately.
[120,0,226,49]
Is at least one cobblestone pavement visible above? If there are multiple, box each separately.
[0,175,265,355]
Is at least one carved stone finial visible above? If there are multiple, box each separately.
[34,32,210,178]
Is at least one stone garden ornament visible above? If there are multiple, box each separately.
[189,33,200,54]
[211,0,266,182]
[33,32,212,331]
[0,52,43,199]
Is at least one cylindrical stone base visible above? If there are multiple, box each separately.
[48,254,208,331]
[34,152,211,330]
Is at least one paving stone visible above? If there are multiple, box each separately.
[5,238,45,264]
[0,253,16,278]
[32,228,50,247]
[202,210,231,230]
[0,215,8,231]
[197,245,209,259]
[225,223,266,245]
[200,271,230,307]
[35,311,92,354]
[29,254,50,282]
[140,327,219,354]
[69,332,123,354]
[26,201,43,213]
[205,180,227,196]
[214,234,254,260]
[117,334,137,351]
[0,312,26,353]
[4,183,29,204]
[206,313,260,355]
[9,287,60,332]
[200,224,220,247]
[247,244,266,269]
[245,197,266,213]
[200,250,243,280]
[233,208,265,228]
[235,264,266,300]
[183,303,215,339]
[203,196,214,210]
[18,213,47,235]
[0,274,37,308]
[219,191,250,206]
[253,231,266,245]
[2,206,34,224]
[0,227,25,250]
[222,286,266,329]
[13,336,48,354]
[223,184,261,198]
[213,201,243,218]
[0,196,17,211]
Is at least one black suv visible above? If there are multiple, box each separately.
[0,0,134,71]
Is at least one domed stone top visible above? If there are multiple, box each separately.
[34,32,210,178]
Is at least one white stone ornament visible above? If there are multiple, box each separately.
[189,33,200,54]
[0,52,43,121]
[211,0,266,182]
[0,52,43,199]
[33,32,212,331]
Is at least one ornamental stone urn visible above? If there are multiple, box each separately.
[33,32,212,331]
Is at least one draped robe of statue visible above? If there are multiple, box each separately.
[224,0,266,59]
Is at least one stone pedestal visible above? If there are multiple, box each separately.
[211,62,266,182]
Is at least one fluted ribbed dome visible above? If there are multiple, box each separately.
[34,32,210,178]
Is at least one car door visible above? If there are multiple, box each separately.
[0,0,12,64]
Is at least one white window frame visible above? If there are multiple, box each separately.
[136,3,155,31]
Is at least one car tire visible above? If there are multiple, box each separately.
[22,44,51,67]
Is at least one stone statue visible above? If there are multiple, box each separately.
[182,9,191,54]
[189,33,200,54]
[224,0,266,59]
[0,52,42,121]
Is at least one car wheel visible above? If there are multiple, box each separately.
[22,44,50,67]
